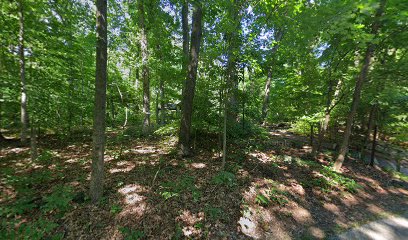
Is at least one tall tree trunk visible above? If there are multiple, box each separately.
[159,77,165,124]
[179,2,203,156]
[316,78,343,153]
[260,30,284,124]
[369,124,378,166]
[0,93,5,142]
[90,0,108,203]
[333,0,386,171]
[18,0,28,145]
[182,0,189,74]
[30,124,38,161]
[261,69,272,123]
[225,1,241,123]
[139,0,150,133]
[222,87,227,169]
[242,66,245,130]
[360,104,377,160]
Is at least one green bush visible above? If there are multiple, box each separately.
[154,122,179,136]
[159,175,201,202]
[119,227,144,240]
[37,150,54,164]
[41,185,74,214]
[320,166,361,193]
[211,171,237,187]
[0,218,60,240]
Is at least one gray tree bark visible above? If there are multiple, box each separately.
[179,2,203,156]
[333,0,386,171]
[139,0,150,133]
[90,0,108,203]
[225,1,241,123]
[182,0,189,74]
[261,30,284,124]
[315,78,343,153]
[18,0,29,145]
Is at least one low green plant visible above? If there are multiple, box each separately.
[119,227,145,240]
[204,206,223,220]
[268,189,289,205]
[0,218,60,240]
[320,166,361,193]
[211,171,237,187]
[255,187,289,207]
[159,175,201,202]
[110,204,122,214]
[154,122,179,136]
[255,194,270,206]
[41,185,74,214]
[37,150,54,164]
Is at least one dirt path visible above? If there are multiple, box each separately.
[334,212,408,240]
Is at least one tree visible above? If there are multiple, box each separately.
[261,30,284,124]
[90,0,108,203]
[18,0,28,144]
[182,0,189,75]
[333,0,386,171]
[225,0,242,123]
[179,1,203,156]
[139,0,150,133]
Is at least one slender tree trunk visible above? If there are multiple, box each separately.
[159,78,165,124]
[18,0,28,145]
[139,0,150,133]
[155,89,159,125]
[182,0,189,74]
[261,69,272,123]
[316,79,343,152]
[90,0,108,203]
[30,124,38,161]
[225,1,241,123]
[333,0,385,171]
[242,66,245,130]
[369,125,378,166]
[222,88,227,169]
[260,30,284,124]
[360,104,377,160]
[179,2,203,156]
[0,93,5,142]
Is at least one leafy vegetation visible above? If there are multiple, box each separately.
[0,0,407,238]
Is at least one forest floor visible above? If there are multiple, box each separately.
[0,128,407,239]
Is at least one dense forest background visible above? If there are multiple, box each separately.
[0,0,407,239]
[1,0,406,144]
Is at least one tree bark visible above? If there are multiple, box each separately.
[222,87,227,169]
[369,124,378,166]
[333,0,386,171]
[179,2,203,156]
[18,0,29,145]
[139,0,150,133]
[315,78,343,153]
[260,30,284,124]
[360,104,377,160]
[30,124,38,161]
[90,0,108,203]
[159,77,165,124]
[225,1,241,123]
[261,69,272,123]
[182,0,189,75]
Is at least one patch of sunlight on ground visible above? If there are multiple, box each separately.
[117,184,149,220]
[176,210,204,237]
[109,161,135,174]
[249,151,272,163]
[187,163,206,169]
